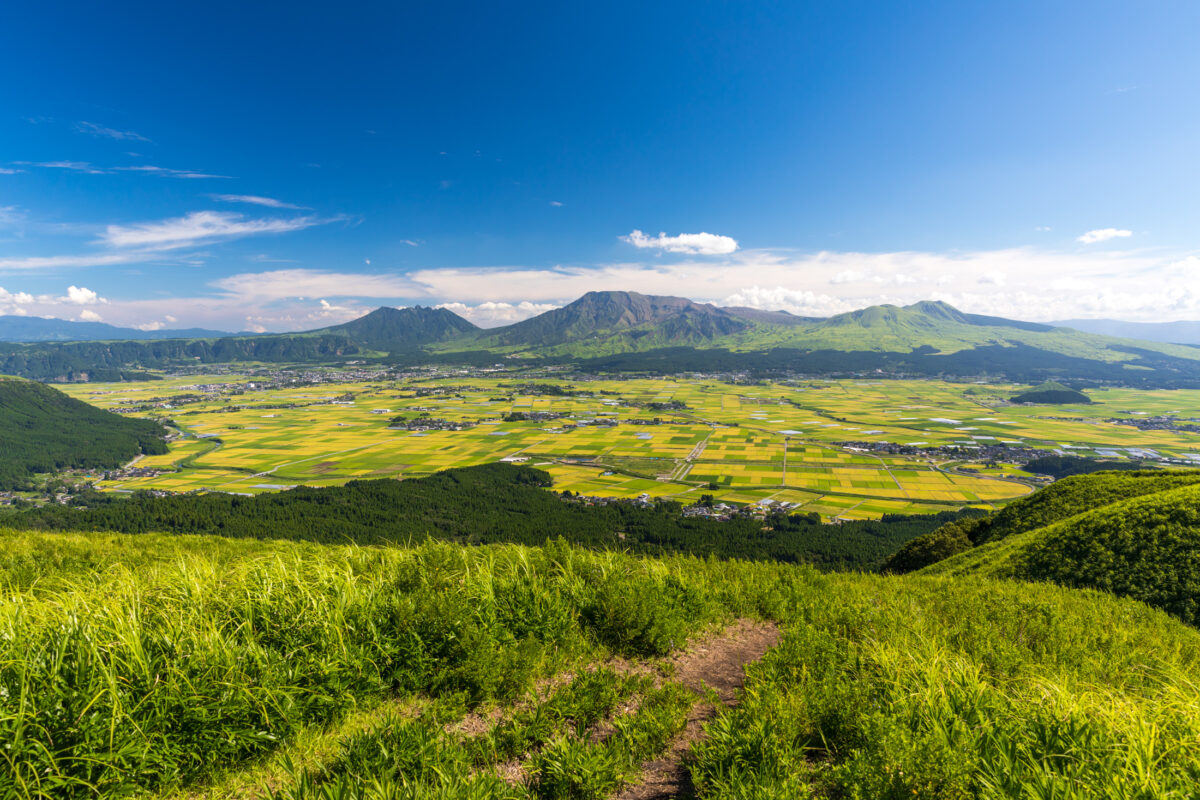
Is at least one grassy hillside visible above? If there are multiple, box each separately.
[943,469,1200,546]
[882,470,1200,575]
[2,532,1199,798]
[0,377,166,489]
[923,481,1200,625]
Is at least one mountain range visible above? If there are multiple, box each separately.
[5,290,1200,386]
[0,315,234,342]
[1052,318,1200,346]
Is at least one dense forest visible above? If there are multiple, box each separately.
[1009,381,1092,404]
[0,378,167,489]
[8,463,971,570]
[1023,454,1144,479]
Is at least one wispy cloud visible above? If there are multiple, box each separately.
[211,269,420,300]
[0,167,22,175]
[114,165,231,179]
[16,160,109,174]
[0,252,157,271]
[75,121,152,142]
[209,194,308,210]
[1077,228,1132,244]
[622,229,739,255]
[100,211,324,250]
[15,161,229,179]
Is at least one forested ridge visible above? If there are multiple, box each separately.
[0,378,167,489]
[8,463,970,570]
[0,334,360,381]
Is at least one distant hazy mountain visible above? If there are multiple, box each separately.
[1053,319,1200,346]
[0,315,233,343]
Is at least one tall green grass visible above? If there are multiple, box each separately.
[5,528,1200,799]
[0,532,767,798]
[691,576,1200,798]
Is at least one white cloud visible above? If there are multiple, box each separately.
[16,161,229,179]
[100,211,323,250]
[113,165,231,179]
[437,301,560,327]
[0,287,34,305]
[0,167,22,174]
[18,161,108,174]
[1077,228,1133,244]
[75,121,151,142]
[78,309,103,322]
[165,315,177,323]
[720,287,852,317]
[65,285,102,305]
[137,321,164,331]
[621,229,739,255]
[210,269,420,301]
[10,241,1200,332]
[0,252,157,271]
[830,270,866,284]
[550,201,563,207]
[209,194,307,210]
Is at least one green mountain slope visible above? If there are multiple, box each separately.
[458,290,749,353]
[442,294,1200,382]
[893,470,1200,625]
[310,305,479,351]
[0,377,167,489]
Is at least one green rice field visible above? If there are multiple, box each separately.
[61,373,1200,519]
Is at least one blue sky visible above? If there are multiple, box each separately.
[2,1,1199,330]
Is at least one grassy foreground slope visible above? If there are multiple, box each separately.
[3,531,1200,798]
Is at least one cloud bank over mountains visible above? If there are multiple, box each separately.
[2,242,1196,333]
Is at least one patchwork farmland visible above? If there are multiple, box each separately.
[62,374,1200,519]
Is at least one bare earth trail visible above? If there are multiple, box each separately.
[614,618,782,800]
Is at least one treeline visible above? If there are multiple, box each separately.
[0,334,360,381]
[572,344,1200,387]
[7,463,971,571]
[1023,455,1144,479]
[0,379,167,489]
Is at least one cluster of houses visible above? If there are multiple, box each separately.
[559,490,807,521]
[1109,415,1200,435]
[101,466,169,481]
[388,416,476,431]
[837,439,1051,463]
